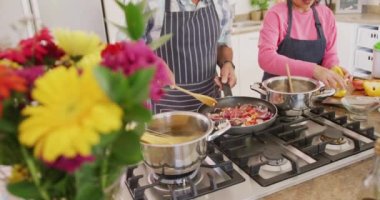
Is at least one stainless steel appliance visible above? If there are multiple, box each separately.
[118,107,377,200]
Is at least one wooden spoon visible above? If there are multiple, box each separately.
[171,85,217,107]
[286,64,294,93]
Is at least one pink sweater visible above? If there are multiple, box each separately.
[258,2,339,78]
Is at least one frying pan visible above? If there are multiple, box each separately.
[198,84,278,135]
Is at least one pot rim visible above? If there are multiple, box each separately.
[262,76,321,95]
[140,111,214,147]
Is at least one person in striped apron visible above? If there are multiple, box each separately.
[144,0,236,114]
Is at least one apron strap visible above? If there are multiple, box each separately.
[286,0,324,40]
[285,0,293,38]
[311,6,325,40]
[165,0,170,12]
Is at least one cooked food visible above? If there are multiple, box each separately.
[206,104,274,126]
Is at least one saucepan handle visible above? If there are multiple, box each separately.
[313,87,336,100]
[207,120,231,141]
[250,82,267,97]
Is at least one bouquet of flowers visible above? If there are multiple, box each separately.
[0,1,171,199]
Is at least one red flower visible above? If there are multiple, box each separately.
[19,28,65,66]
[0,28,65,66]
[101,40,171,100]
[0,65,27,100]
[0,49,26,64]
[0,65,27,116]
[45,155,95,173]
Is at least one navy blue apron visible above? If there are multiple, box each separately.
[262,0,326,81]
[152,0,221,113]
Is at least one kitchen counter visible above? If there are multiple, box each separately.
[335,13,380,25]
[231,12,380,36]
[265,104,380,200]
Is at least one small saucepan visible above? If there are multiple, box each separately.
[140,111,231,176]
[251,76,335,117]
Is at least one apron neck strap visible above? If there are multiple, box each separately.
[165,0,171,12]
[285,0,324,39]
[285,0,293,37]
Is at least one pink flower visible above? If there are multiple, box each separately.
[101,40,171,100]
[45,155,95,173]
[15,66,45,88]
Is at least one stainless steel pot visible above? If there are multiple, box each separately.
[251,76,335,117]
[140,111,231,176]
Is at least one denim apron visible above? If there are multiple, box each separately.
[262,0,326,81]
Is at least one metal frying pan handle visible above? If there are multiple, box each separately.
[222,83,233,97]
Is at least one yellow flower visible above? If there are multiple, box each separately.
[0,59,21,69]
[53,29,104,57]
[19,66,123,162]
[77,51,103,70]
[7,165,29,183]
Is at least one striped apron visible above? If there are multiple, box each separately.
[152,0,221,114]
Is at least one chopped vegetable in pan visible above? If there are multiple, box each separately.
[206,104,274,126]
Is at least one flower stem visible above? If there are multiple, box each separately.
[101,148,109,190]
[20,146,50,200]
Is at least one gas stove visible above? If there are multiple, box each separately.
[118,107,377,200]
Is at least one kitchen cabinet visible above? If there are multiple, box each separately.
[336,22,357,72]
[353,24,380,74]
[231,31,262,97]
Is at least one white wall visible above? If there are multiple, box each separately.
[30,0,108,42]
[0,0,34,48]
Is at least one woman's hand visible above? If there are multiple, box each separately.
[313,65,347,89]
[214,62,237,89]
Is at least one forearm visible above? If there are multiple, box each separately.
[217,44,233,67]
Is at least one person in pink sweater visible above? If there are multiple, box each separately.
[258,0,349,88]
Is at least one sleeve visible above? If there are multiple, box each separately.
[321,9,339,69]
[216,0,233,47]
[258,10,317,78]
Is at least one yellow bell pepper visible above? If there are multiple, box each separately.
[331,66,347,98]
[331,66,345,77]
[363,80,380,97]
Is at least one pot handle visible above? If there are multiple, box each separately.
[313,87,336,100]
[250,82,267,97]
[207,120,231,141]
[222,83,233,97]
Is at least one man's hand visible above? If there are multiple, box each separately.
[214,62,237,89]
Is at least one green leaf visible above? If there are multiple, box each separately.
[7,181,41,199]
[124,104,152,123]
[0,118,17,133]
[149,33,172,50]
[109,130,143,165]
[128,67,155,103]
[75,163,104,200]
[94,66,129,105]
[125,2,145,40]
[104,19,128,36]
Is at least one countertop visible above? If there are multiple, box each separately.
[265,104,380,200]
[232,12,380,35]
[335,13,380,25]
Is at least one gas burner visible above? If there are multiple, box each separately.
[316,127,355,155]
[148,169,203,193]
[260,148,286,166]
[258,148,292,179]
[320,127,346,145]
